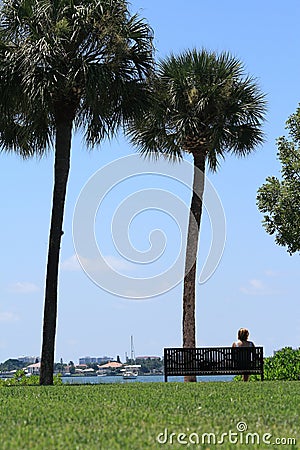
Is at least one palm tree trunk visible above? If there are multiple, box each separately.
[183,150,206,382]
[40,117,72,385]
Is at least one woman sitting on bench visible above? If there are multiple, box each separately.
[232,328,255,381]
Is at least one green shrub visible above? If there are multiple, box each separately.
[264,347,300,380]
[234,347,300,381]
[0,372,62,386]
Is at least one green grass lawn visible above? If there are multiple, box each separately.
[0,381,299,449]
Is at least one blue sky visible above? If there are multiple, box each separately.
[1,0,300,363]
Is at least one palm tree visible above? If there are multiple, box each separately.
[0,0,153,385]
[127,49,266,381]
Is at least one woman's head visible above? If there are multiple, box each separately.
[238,328,249,341]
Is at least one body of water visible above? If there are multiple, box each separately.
[62,374,234,384]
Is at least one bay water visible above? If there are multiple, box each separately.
[62,374,234,384]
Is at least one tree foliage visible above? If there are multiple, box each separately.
[257,106,300,254]
[0,371,63,386]
[0,359,25,372]
[135,357,163,374]
[264,347,300,381]
[0,0,154,154]
[128,49,266,166]
[0,0,154,385]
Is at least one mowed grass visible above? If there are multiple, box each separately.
[0,381,299,449]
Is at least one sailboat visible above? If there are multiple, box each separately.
[122,365,139,379]
[122,335,141,379]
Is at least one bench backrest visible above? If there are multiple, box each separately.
[164,347,264,379]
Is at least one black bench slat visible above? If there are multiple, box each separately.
[164,347,264,381]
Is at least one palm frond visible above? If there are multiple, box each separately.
[127,48,266,169]
[0,0,154,156]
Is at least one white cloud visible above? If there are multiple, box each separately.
[0,311,19,322]
[240,278,276,296]
[7,282,40,294]
[61,254,81,271]
[249,279,264,290]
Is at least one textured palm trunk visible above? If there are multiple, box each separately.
[40,115,73,386]
[183,150,206,382]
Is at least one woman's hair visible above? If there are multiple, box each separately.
[238,328,249,341]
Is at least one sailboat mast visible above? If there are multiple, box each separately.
[130,335,135,362]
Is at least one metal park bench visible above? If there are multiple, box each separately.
[164,347,264,381]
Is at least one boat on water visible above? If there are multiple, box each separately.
[122,371,137,380]
[121,364,141,379]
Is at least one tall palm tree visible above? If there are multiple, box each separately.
[128,49,266,381]
[0,0,153,385]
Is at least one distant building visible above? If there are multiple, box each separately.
[79,357,93,364]
[26,362,40,375]
[79,356,112,365]
[76,364,87,369]
[18,356,39,364]
[98,361,123,369]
